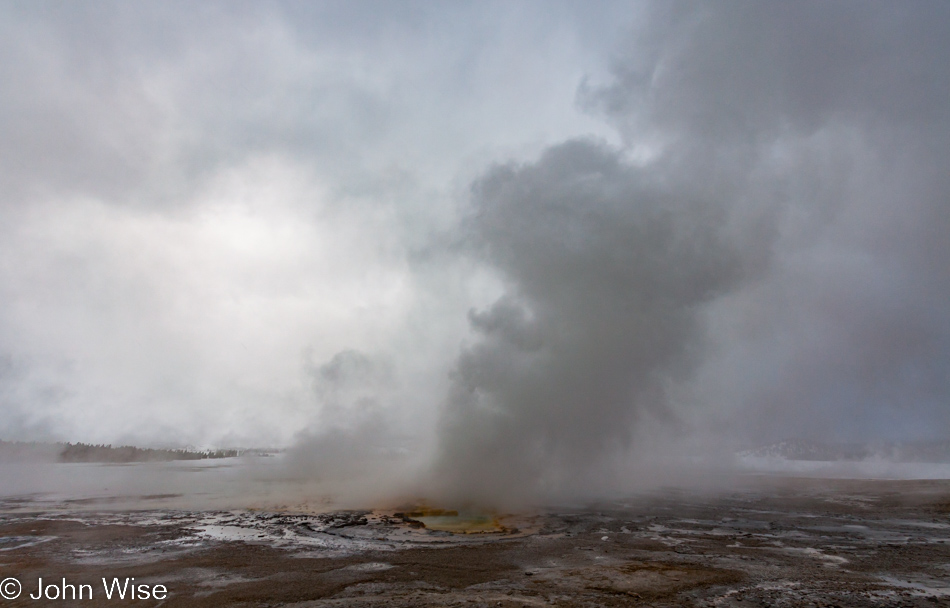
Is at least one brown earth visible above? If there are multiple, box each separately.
[1,477,950,606]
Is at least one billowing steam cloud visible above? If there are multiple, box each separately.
[1,2,949,506]
[429,1,950,503]
[433,140,766,504]
[604,1,950,444]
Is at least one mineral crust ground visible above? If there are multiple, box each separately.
[2,477,950,606]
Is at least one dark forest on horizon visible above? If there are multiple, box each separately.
[0,440,264,463]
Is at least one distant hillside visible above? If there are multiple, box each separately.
[739,439,950,463]
[0,440,263,463]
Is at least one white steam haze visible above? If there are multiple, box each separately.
[1,1,949,505]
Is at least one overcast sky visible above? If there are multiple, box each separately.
[1,0,948,492]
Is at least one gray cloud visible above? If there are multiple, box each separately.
[583,1,950,141]
[1,1,949,506]
[0,1,614,447]
[601,1,950,444]
[428,1,950,504]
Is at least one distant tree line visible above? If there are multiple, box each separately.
[57,442,240,463]
[0,440,278,463]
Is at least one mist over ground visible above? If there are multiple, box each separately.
[1,1,948,506]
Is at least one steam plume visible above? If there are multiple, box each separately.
[1,2,949,507]
[430,0,950,504]
[433,140,765,504]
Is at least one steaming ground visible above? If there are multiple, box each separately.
[1,1,949,514]
[2,1,948,494]
[2,2,950,604]
[3,459,950,606]
[4,451,950,512]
